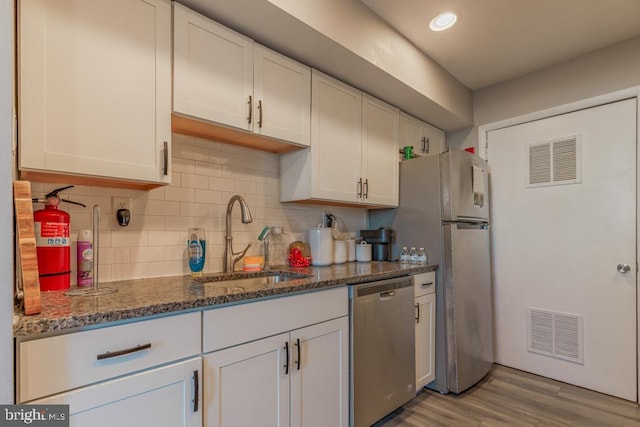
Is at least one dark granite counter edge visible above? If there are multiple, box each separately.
[14,264,438,337]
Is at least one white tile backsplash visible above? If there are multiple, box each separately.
[32,133,367,283]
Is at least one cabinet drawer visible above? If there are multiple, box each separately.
[203,287,348,353]
[18,311,201,403]
[413,272,436,297]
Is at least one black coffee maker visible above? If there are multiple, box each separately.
[360,227,394,261]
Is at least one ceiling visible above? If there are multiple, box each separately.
[361,0,640,90]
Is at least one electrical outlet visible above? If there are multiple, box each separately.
[112,196,131,211]
[112,197,132,226]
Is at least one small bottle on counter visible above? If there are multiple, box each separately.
[77,229,93,287]
[409,247,418,264]
[417,248,427,264]
[400,247,410,264]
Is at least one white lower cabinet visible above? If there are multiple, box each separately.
[414,272,436,389]
[204,316,348,427]
[202,287,349,427]
[16,289,349,427]
[32,358,202,427]
[17,312,202,426]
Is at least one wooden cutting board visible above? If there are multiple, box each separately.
[13,181,41,315]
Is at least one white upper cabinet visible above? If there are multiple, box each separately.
[399,112,445,156]
[18,0,172,187]
[253,44,311,146]
[362,94,399,206]
[281,70,398,207]
[173,4,310,148]
[310,71,363,203]
[173,3,253,131]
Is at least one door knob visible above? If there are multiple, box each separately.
[617,263,631,274]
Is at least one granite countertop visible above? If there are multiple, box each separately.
[13,262,438,337]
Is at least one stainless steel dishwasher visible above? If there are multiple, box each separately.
[350,276,416,427]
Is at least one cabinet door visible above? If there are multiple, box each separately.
[415,293,436,389]
[421,121,445,155]
[399,112,445,156]
[204,333,290,427]
[311,70,362,203]
[19,0,171,184]
[32,358,202,427]
[361,94,399,206]
[290,316,349,427]
[254,45,311,146]
[173,3,253,131]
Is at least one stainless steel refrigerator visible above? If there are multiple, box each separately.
[369,148,494,394]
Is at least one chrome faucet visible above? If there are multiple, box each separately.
[224,194,253,272]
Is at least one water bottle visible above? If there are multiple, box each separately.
[409,247,418,264]
[400,247,410,264]
[417,247,427,264]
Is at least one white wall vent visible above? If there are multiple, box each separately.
[527,308,584,364]
[526,136,581,188]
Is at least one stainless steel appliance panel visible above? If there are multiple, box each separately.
[443,223,493,393]
[441,149,489,222]
[350,277,416,427]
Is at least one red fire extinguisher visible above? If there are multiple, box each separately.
[32,185,85,291]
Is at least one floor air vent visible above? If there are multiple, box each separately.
[526,136,581,188]
[527,308,584,364]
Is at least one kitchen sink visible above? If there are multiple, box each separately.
[193,271,313,288]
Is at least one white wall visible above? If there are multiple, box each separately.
[0,0,14,404]
[447,36,640,153]
[475,36,640,127]
[31,134,367,282]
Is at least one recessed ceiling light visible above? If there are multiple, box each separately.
[429,12,458,31]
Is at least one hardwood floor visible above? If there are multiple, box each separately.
[375,364,640,426]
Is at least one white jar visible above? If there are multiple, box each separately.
[355,242,372,262]
[309,227,333,266]
[345,238,356,262]
[333,240,347,264]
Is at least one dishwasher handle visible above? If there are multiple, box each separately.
[379,290,396,300]
[352,277,413,299]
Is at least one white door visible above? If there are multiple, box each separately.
[253,44,311,146]
[290,317,349,427]
[415,293,435,389]
[173,3,253,131]
[19,0,171,184]
[311,70,362,203]
[399,112,445,156]
[361,94,399,206]
[487,98,637,401]
[33,358,202,427]
[204,333,290,427]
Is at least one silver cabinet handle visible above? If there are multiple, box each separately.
[357,178,363,198]
[415,302,420,323]
[97,343,151,360]
[192,370,199,413]
[363,178,369,199]
[162,141,168,176]
[421,137,430,153]
[295,338,301,371]
[257,99,263,128]
[617,263,631,273]
[247,95,253,124]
